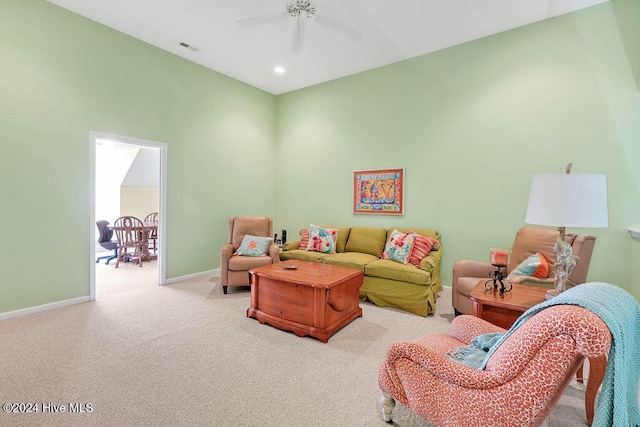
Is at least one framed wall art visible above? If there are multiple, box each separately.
[353,168,404,215]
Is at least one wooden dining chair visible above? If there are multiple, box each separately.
[113,216,145,268]
[144,212,159,256]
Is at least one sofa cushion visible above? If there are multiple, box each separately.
[365,259,431,286]
[280,249,330,263]
[344,227,387,257]
[228,254,273,271]
[316,224,351,253]
[320,252,379,271]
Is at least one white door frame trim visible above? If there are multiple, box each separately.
[89,131,168,300]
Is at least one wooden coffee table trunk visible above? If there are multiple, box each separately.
[247,260,364,343]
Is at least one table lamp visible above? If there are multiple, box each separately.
[524,164,608,299]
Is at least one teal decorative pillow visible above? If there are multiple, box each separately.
[381,230,416,264]
[306,224,338,254]
[235,235,272,257]
[507,252,549,279]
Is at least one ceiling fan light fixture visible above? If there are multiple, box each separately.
[287,1,317,18]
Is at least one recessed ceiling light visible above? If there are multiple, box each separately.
[274,66,286,74]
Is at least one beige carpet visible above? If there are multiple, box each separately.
[95,255,158,298]
[0,270,594,426]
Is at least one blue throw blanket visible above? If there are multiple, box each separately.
[447,282,640,427]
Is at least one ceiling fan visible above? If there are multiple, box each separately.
[236,0,360,55]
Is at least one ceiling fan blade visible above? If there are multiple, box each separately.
[291,19,306,55]
[315,14,361,41]
[235,11,287,26]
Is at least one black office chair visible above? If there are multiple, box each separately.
[96,220,118,265]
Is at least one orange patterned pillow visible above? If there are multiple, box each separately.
[508,252,549,279]
[407,232,439,268]
[298,229,309,250]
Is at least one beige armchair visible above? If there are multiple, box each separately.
[221,216,280,294]
[452,226,596,315]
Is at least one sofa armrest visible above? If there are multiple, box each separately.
[453,260,495,280]
[282,240,300,251]
[221,243,234,286]
[221,243,234,262]
[268,243,281,262]
[419,249,440,271]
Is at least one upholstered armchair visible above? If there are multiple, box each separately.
[452,226,596,315]
[378,305,611,427]
[220,216,280,294]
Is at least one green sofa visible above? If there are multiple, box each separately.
[280,226,442,316]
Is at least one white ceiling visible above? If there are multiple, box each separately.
[46,0,608,95]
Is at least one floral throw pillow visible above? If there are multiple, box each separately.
[381,230,416,264]
[305,224,338,254]
[407,230,440,268]
[235,235,272,257]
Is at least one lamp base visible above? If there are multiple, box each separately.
[545,289,561,300]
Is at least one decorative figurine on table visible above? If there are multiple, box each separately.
[485,248,513,294]
[545,229,577,300]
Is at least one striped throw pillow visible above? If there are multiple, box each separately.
[407,232,439,268]
[298,229,309,250]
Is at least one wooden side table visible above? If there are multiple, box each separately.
[470,281,548,329]
[469,280,605,426]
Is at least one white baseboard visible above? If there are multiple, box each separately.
[1,269,221,321]
[164,268,220,284]
[0,296,91,322]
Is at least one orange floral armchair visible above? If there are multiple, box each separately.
[378,305,611,427]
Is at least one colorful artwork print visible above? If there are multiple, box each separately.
[353,168,404,215]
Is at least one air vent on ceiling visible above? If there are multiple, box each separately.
[178,41,199,52]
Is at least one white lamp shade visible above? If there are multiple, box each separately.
[525,174,608,228]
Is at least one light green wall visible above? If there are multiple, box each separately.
[2,0,639,316]
[275,2,640,300]
[0,0,276,313]
[612,0,640,90]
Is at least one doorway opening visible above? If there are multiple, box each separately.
[89,132,167,300]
